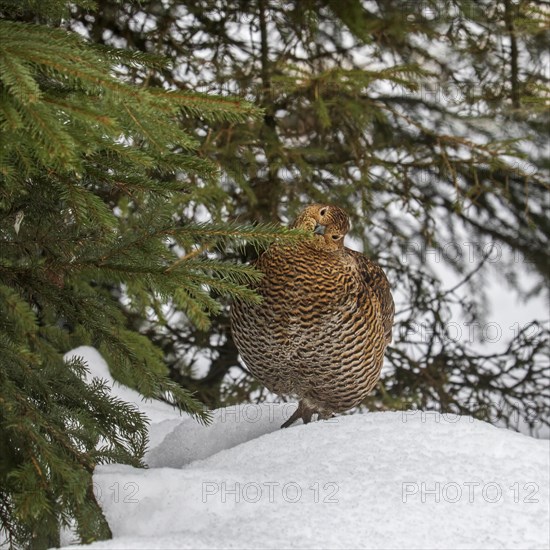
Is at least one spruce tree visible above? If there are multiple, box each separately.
[0,1,301,546]
[69,1,550,432]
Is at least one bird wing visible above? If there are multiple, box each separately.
[349,249,395,344]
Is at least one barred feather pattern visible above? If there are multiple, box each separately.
[231,204,394,427]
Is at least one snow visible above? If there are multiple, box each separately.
[59,347,550,550]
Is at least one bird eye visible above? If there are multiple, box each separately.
[319,207,328,216]
[332,234,342,240]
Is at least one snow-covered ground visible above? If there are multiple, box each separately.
[60,347,549,550]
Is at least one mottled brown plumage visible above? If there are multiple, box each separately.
[231,204,394,427]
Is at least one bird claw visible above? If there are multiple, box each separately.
[280,401,328,428]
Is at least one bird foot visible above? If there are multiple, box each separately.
[281,401,332,428]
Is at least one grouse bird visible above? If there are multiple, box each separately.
[230,204,394,428]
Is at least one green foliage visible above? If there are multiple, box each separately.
[0,0,302,547]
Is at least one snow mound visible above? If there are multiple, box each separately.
[59,348,549,550]
[146,402,298,467]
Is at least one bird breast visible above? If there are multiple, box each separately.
[257,242,358,311]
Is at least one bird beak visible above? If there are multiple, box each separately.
[314,223,326,235]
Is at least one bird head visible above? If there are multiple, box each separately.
[291,204,350,250]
